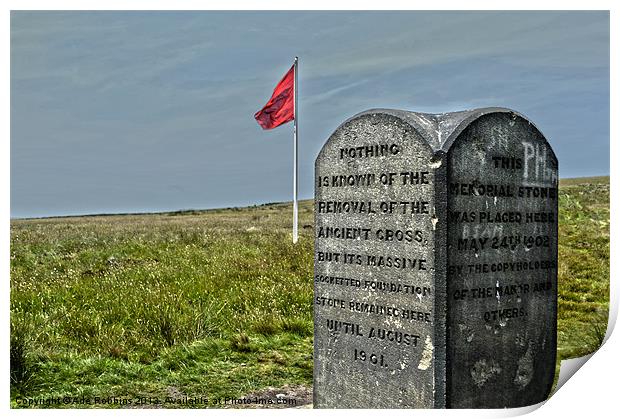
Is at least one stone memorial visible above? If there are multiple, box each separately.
[313,108,558,409]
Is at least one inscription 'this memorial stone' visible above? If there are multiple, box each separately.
[314,108,558,409]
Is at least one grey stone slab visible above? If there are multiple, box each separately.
[314,108,557,409]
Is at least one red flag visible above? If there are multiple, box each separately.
[254,64,295,130]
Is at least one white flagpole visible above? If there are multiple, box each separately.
[293,56,299,244]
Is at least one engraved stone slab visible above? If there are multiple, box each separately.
[313,112,439,408]
[314,108,557,409]
[446,112,558,408]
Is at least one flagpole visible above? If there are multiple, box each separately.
[293,56,299,244]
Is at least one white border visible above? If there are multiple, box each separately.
[3,2,616,419]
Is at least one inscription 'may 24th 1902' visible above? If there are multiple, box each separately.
[447,150,556,329]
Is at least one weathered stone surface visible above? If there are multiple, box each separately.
[446,112,557,408]
[313,108,557,409]
[314,112,439,408]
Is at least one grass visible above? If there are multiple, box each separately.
[556,177,610,360]
[9,177,609,408]
[10,201,314,408]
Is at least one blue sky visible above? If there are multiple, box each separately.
[10,11,609,218]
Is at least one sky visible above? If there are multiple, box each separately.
[10,11,610,218]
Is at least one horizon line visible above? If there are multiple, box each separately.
[9,174,609,221]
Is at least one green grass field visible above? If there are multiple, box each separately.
[10,176,609,408]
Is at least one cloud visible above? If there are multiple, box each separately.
[305,78,371,106]
[10,11,609,217]
[298,12,608,80]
